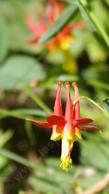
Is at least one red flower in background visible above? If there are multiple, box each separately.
[30,81,98,171]
[25,0,86,52]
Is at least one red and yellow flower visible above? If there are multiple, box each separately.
[60,82,95,170]
[30,81,98,171]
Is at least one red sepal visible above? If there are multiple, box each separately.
[31,119,52,129]
[81,125,100,131]
[74,118,93,126]
[47,115,66,126]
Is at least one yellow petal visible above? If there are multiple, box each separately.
[50,134,61,141]
[75,131,82,140]
[75,128,82,140]
[50,125,62,141]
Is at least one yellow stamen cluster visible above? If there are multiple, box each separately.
[60,155,72,171]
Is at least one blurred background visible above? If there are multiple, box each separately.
[0,0,109,193]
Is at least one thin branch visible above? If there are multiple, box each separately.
[82,172,109,194]
[24,87,52,114]
[73,96,109,118]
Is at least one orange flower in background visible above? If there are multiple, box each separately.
[25,0,86,52]
[30,81,98,171]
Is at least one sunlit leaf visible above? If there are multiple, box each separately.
[0,55,46,90]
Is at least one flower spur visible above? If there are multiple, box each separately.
[30,81,66,141]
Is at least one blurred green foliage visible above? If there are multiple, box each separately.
[0,0,109,193]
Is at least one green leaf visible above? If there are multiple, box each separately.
[0,17,9,63]
[81,136,109,171]
[0,108,46,120]
[12,108,46,116]
[0,156,13,182]
[103,98,109,112]
[29,176,62,194]
[39,5,77,44]
[0,55,46,90]
[78,0,109,47]
[105,0,109,5]
[0,130,13,148]
[29,157,105,193]
[0,148,35,169]
[28,158,77,194]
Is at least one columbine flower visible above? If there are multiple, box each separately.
[30,81,66,141]
[30,81,98,171]
[60,83,94,171]
[25,0,86,52]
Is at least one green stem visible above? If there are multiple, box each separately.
[0,108,27,120]
[25,120,36,145]
[24,87,52,114]
[79,0,109,46]
[74,96,109,118]
[89,11,109,46]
